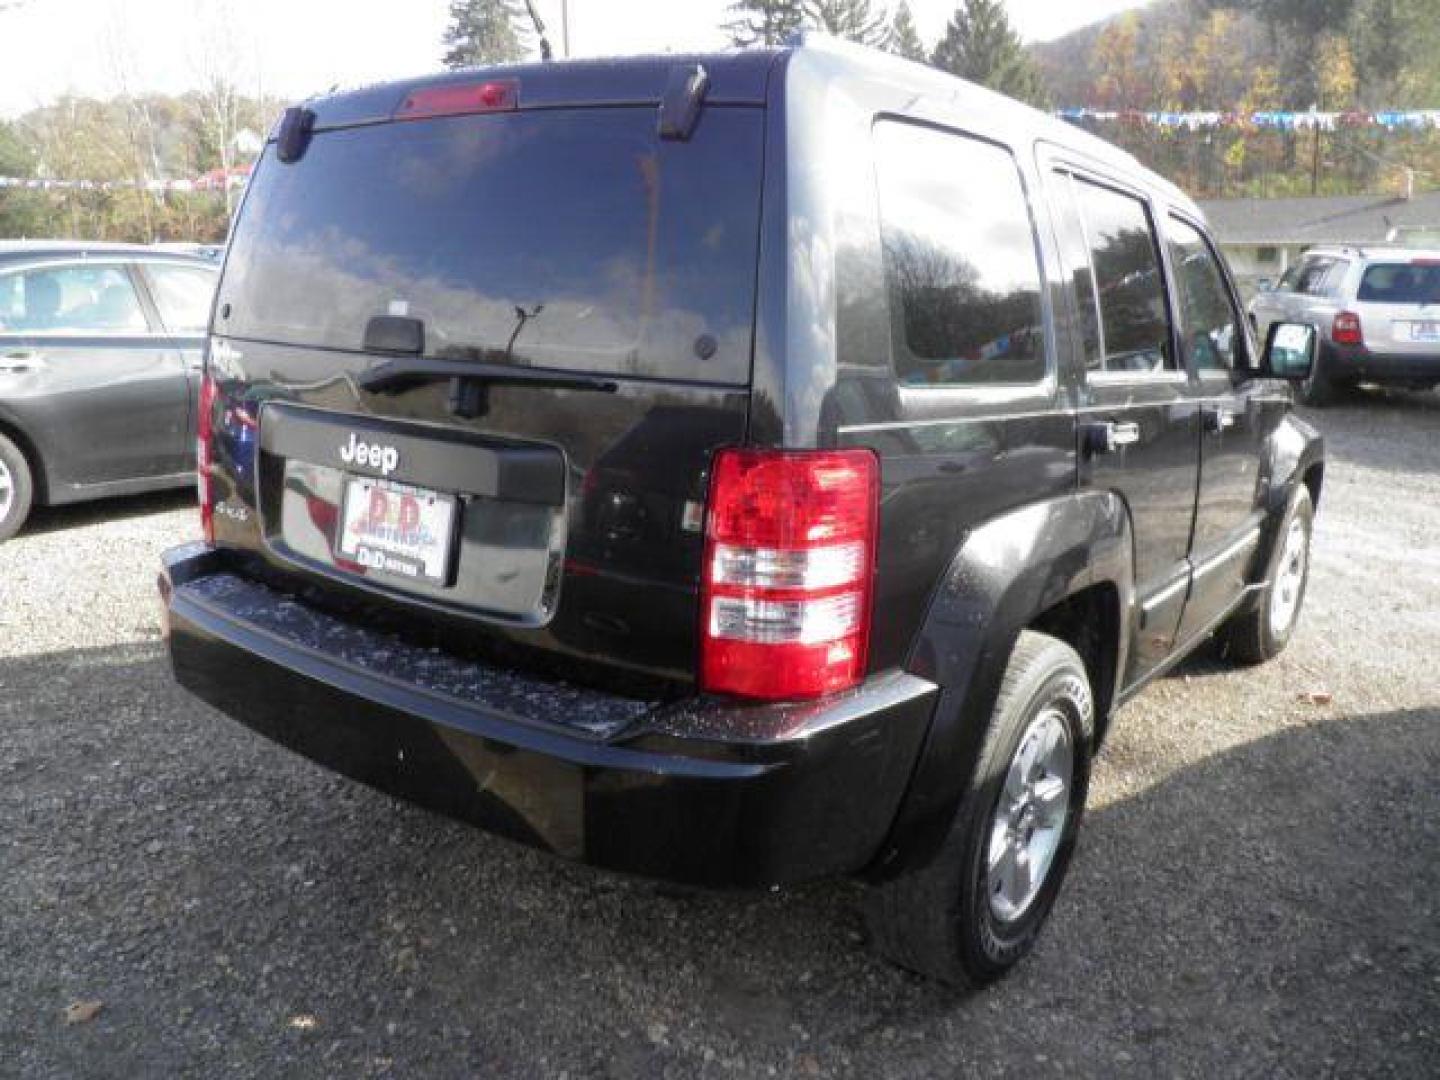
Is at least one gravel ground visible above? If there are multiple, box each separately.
[2,392,1437,1079]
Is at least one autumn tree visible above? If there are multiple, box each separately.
[723,0,804,47]
[803,0,888,47]
[932,0,1046,106]
[886,2,927,62]
[1089,14,1151,110]
[441,0,527,69]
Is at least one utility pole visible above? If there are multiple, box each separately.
[562,0,570,57]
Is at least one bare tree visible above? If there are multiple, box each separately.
[103,2,164,237]
[189,0,245,216]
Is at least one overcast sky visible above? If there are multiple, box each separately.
[0,0,1152,119]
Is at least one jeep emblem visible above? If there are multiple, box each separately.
[339,432,400,476]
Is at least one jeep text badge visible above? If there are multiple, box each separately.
[340,432,400,476]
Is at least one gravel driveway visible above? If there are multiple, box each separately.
[2,393,1437,1078]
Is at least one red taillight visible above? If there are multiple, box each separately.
[393,79,518,121]
[197,372,217,544]
[1332,311,1363,345]
[700,448,879,700]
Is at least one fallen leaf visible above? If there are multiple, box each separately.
[64,1000,103,1025]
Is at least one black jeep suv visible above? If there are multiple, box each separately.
[160,37,1324,987]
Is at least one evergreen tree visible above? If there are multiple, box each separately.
[804,0,888,48]
[886,2,927,62]
[441,0,527,69]
[723,0,805,48]
[931,0,1047,106]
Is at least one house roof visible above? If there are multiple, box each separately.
[1198,191,1440,245]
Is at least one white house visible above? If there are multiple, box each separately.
[1199,191,1440,296]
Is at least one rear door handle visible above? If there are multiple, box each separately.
[0,349,44,374]
[1085,420,1141,456]
[1205,407,1237,433]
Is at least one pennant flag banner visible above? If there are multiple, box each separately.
[1056,108,1440,132]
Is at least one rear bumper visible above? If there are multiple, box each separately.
[1325,341,1440,384]
[159,545,937,888]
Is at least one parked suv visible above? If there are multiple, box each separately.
[0,242,218,539]
[160,38,1324,987]
[1249,245,1440,404]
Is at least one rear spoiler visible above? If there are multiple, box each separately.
[272,52,774,139]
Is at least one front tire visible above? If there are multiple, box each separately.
[1220,486,1314,665]
[1298,344,1338,407]
[0,433,34,542]
[865,631,1094,988]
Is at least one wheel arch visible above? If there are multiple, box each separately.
[0,410,48,505]
[865,490,1135,881]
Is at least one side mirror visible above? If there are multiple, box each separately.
[1261,321,1316,381]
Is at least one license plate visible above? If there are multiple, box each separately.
[1408,320,1440,342]
[336,477,457,583]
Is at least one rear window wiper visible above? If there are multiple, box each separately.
[357,358,618,396]
[357,357,619,419]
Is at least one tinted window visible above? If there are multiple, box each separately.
[1167,217,1242,371]
[1049,170,1104,371]
[0,264,147,333]
[220,108,764,384]
[146,263,217,333]
[1357,262,1440,305]
[1294,257,1340,296]
[1073,179,1173,374]
[875,121,1046,386]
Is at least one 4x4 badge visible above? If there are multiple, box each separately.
[339,432,400,476]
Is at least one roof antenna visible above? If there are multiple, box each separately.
[522,0,553,61]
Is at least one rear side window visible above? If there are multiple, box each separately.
[0,264,147,333]
[875,121,1047,387]
[145,263,217,333]
[1166,217,1242,371]
[1357,262,1440,305]
[1070,178,1173,375]
[1295,257,1342,296]
[219,107,765,385]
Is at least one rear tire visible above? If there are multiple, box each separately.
[865,631,1094,988]
[0,433,34,542]
[1220,486,1313,665]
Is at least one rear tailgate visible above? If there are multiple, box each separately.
[204,76,768,689]
[1355,261,1440,353]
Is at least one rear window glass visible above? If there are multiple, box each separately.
[145,263,217,333]
[1072,178,1173,375]
[0,264,147,333]
[1294,257,1342,296]
[1357,262,1440,305]
[875,121,1047,387]
[217,107,765,384]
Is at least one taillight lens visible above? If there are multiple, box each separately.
[700,448,879,700]
[197,372,217,544]
[1332,311,1363,345]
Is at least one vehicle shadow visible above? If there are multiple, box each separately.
[2,641,1435,1077]
[1297,387,1440,477]
[17,487,194,538]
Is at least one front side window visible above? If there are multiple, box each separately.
[145,263,218,333]
[875,121,1047,387]
[0,264,147,333]
[1167,217,1242,371]
[1071,178,1173,375]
